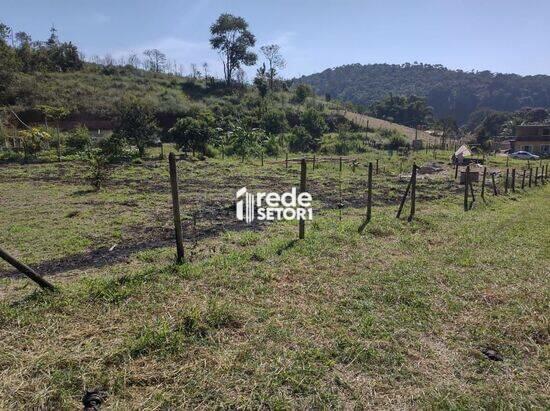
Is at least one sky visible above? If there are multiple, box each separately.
[2,0,549,79]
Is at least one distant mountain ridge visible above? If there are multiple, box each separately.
[296,63,550,124]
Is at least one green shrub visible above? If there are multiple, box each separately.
[289,126,319,152]
[65,125,91,153]
[385,133,410,150]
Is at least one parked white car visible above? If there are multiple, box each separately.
[509,151,540,160]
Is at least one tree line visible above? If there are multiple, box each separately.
[297,63,550,125]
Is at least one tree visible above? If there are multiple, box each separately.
[262,108,288,135]
[169,113,214,156]
[0,23,19,101]
[190,63,201,79]
[83,147,109,191]
[230,124,264,162]
[37,105,70,161]
[128,53,140,68]
[254,63,269,99]
[66,125,91,153]
[143,49,166,73]
[301,108,327,140]
[18,127,51,160]
[209,13,257,86]
[289,126,319,152]
[202,62,209,82]
[260,44,285,90]
[293,84,313,103]
[113,99,159,157]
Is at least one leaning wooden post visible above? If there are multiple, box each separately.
[168,153,185,263]
[464,165,470,211]
[313,154,316,171]
[358,162,373,233]
[511,168,516,192]
[491,173,498,196]
[481,166,487,200]
[285,152,288,169]
[529,167,533,187]
[261,152,264,167]
[408,164,417,222]
[454,163,459,180]
[534,167,539,186]
[299,158,307,240]
[0,246,55,291]
[521,169,526,189]
[504,168,509,194]
[396,166,413,218]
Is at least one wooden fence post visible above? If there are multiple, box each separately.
[0,246,56,291]
[339,156,343,172]
[529,167,533,187]
[481,166,487,200]
[261,152,264,167]
[454,163,459,180]
[534,167,539,186]
[408,164,417,222]
[358,162,373,233]
[168,153,185,263]
[313,154,316,171]
[299,158,307,240]
[464,165,470,211]
[491,173,498,196]
[511,169,516,192]
[521,169,526,189]
[376,158,379,174]
[504,168,509,194]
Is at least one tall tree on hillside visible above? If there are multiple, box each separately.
[143,49,166,73]
[260,44,285,90]
[254,63,269,99]
[128,53,140,68]
[209,13,257,86]
[202,62,209,82]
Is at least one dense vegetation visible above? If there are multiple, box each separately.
[297,63,550,124]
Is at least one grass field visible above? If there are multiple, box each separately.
[0,150,548,408]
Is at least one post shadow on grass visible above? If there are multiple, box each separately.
[276,239,299,256]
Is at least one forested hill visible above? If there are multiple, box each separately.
[297,63,550,124]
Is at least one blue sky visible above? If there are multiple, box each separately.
[2,0,549,78]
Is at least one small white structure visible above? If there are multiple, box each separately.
[452,145,472,165]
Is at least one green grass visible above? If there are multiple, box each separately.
[0,153,548,408]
